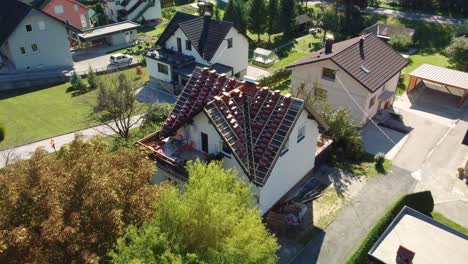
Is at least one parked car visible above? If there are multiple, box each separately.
[110,54,133,65]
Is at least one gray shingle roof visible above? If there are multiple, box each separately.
[155,12,241,61]
[287,33,408,92]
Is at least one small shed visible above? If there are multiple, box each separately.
[252,48,276,66]
[294,14,312,33]
[363,23,415,42]
[407,64,468,107]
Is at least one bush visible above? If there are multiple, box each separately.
[258,68,291,91]
[162,7,176,20]
[87,66,98,91]
[136,66,143,78]
[443,37,468,71]
[0,125,4,142]
[345,191,434,264]
[374,152,385,165]
[388,32,412,51]
[143,103,175,127]
[70,71,88,94]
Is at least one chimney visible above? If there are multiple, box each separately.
[396,245,415,264]
[325,36,333,54]
[359,36,365,58]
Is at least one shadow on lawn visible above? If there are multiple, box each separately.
[0,82,67,100]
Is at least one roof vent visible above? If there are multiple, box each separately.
[396,245,415,264]
[360,65,370,74]
[243,75,257,84]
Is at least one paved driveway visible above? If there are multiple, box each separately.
[246,65,271,80]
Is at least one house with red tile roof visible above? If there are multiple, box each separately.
[287,33,408,125]
[138,67,331,215]
[28,0,94,30]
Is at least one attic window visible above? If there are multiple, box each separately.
[360,65,371,74]
[227,38,233,48]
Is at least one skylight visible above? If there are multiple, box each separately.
[360,65,371,74]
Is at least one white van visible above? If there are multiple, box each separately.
[109,54,133,65]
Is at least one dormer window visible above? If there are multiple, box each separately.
[322,68,336,81]
[227,38,233,49]
[185,40,192,51]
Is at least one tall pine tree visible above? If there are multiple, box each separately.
[224,0,248,33]
[280,0,297,38]
[248,0,268,42]
[267,0,280,43]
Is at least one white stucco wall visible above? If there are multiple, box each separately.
[165,28,209,65]
[290,60,401,125]
[3,9,73,71]
[258,110,319,214]
[146,56,172,82]
[210,27,249,75]
[365,72,400,118]
[164,26,249,75]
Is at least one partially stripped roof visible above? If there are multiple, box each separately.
[409,64,468,91]
[287,33,408,92]
[159,67,324,186]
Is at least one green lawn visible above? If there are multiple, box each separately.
[0,68,150,149]
[332,153,392,177]
[432,211,468,236]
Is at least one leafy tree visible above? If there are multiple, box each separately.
[322,107,365,160]
[87,65,98,91]
[143,103,174,128]
[92,73,145,140]
[224,0,248,33]
[248,0,268,42]
[444,37,468,71]
[388,32,412,51]
[0,137,163,263]
[110,160,279,263]
[313,5,336,42]
[339,0,368,37]
[267,0,280,42]
[279,0,297,38]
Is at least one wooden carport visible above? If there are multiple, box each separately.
[407,64,468,107]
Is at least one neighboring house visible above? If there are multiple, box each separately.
[287,33,408,125]
[145,12,250,93]
[138,67,331,215]
[102,0,162,24]
[1,0,80,73]
[294,14,312,34]
[363,23,416,43]
[30,0,94,30]
[368,206,468,264]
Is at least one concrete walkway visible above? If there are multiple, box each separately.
[0,115,143,168]
[363,7,465,25]
[290,166,416,264]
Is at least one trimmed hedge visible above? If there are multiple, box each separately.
[345,191,434,264]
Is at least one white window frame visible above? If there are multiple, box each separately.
[227,38,233,49]
[157,63,169,75]
[38,21,46,31]
[220,140,231,158]
[297,125,306,143]
[80,14,88,28]
[54,5,64,14]
[31,43,39,53]
[369,95,376,109]
[280,139,289,156]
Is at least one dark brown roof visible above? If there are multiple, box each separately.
[287,33,408,92]
[363,23,415,39]
[155,12,248,61]
[159,67,321,186]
